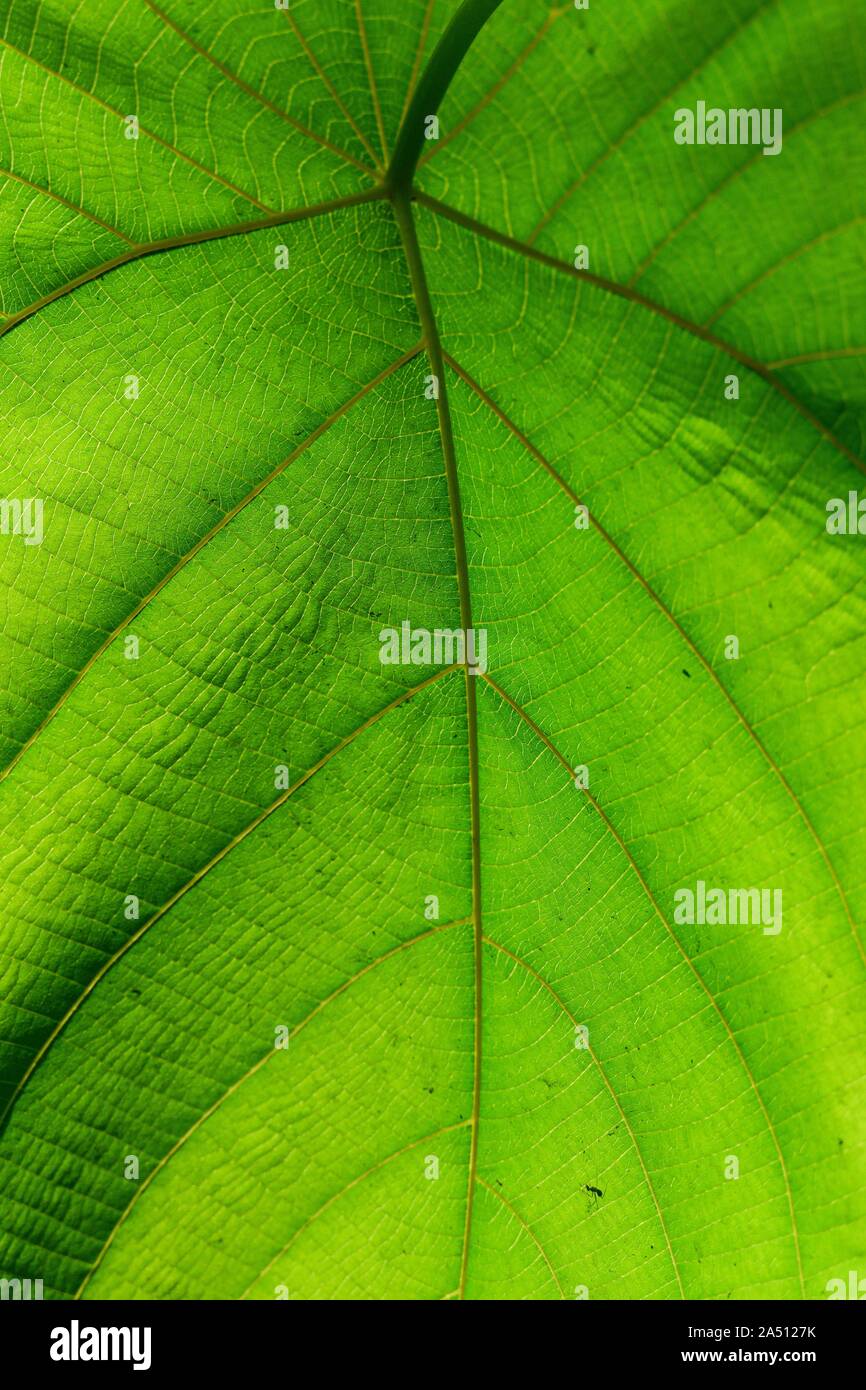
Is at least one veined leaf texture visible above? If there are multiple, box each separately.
[0,0,864,1302]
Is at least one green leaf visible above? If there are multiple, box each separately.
[1,0,864,1302]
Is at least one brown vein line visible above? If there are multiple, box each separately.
[418,191,866,478]
[142,0,375,178]
[355,0,390,164]
[281,8,384,171]
[444,352,866,975]
[526,0,779,245]
[237,1116,473,1300]
[75,918,471,1298]
[704,216,866,328]
[0,334,418,784]
[475,1174,566,1299]
[398,0,437,130]
[480,670,806,1297]
[0,35,273,211]
[768,347,866,370]
[0,186,389,343]
[482,937,683,1299]
[0,167,136,243]
[391,191,482,1300]
[417,4,563,171]
[0,663,462,1137]
[629,87,866,287]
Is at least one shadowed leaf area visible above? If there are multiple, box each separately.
[0,0,865,1301]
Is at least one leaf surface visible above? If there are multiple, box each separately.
[0,0,865,1301]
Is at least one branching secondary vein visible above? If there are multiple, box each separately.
[0,665,462,1136]
[443,350,866,973]
[480,669,806,1297]
[0,336,421,784]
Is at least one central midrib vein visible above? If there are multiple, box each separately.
[390,189,484,1299]
[384,0,506,1302]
